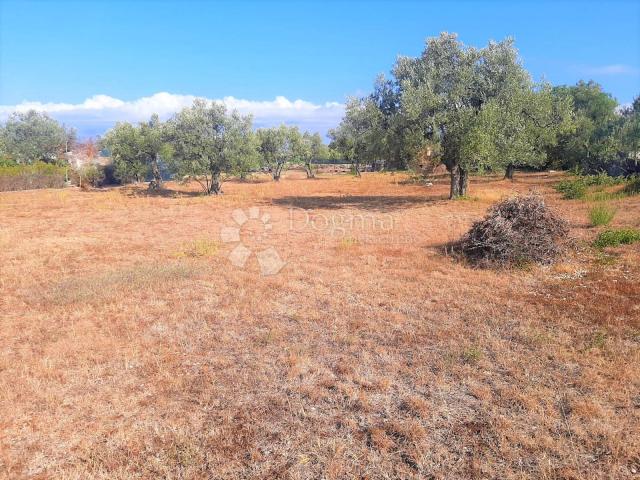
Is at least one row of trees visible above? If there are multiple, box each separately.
[101,100,331,194]
[329,33,639,198]
[0,102,333,194]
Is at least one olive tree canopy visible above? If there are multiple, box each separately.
[0,110,67,164]
[167,99,255,194]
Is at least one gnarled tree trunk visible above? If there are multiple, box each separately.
[504,163,515,180]
[148,154,163,190]
[273,161,284,181]
[209,167,222,194]
[449,164,468,199]
[353,160,361,177]
[305,161,315,178]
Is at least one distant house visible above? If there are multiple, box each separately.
[64,150,112,169]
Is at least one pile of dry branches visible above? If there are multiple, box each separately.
[458,195,569,267]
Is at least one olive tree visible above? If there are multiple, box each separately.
[138,114,168,190]
[0,110,67,164]
[257,125,297,181]
[329,97,384,177]
[305,132,329,177]
[102,122,148,184]
[395,34,538,197]
[167,99,255,194]
[466,83,574,180]
[547,81,620,172]
[229,127,260,180]
[619,96,640,163]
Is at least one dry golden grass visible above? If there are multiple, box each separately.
[1,170,639,479]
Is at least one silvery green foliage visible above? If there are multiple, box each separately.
[358,33,573,193]
[168,99,255,193]
[102,122,148,183]
[0,110,67,164]
[256,124,300,180]
[102,115,168,186]
[397,34,536,173]
[328,96,385,175]
[619,96,640,161]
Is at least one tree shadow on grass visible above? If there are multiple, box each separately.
[272,194,448,212]
[118,186,206,198]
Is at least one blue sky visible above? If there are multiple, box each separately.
[1,0,639,137]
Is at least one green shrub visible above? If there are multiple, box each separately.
[593,228,640,248]
[581,173,623,187]
[588,204,616,226]
[555,178,586,199]
[74,164,106,188]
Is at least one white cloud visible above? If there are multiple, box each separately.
[579,64,640,76]
[0,92,345,138]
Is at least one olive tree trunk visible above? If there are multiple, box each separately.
[273,161,284,181]
[148,154,163,190]
[449,164,468,199]
[208,167,222,195]
[305,162,315,178]
[504,163,515,180]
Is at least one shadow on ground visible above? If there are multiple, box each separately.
[272,194,447,212]
[117,186,206,198]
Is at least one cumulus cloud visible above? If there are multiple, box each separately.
[579,64,640,76]
[0,92,345,138]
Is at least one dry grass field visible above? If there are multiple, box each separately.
[1,170,639,479]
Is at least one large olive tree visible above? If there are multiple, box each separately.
[0,110,67,164]
[395,34,539,197]
[167,99,255,194]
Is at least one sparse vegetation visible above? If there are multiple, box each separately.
[176,238,220,257]
[624,175,640,196]
[589,203,616,226]
[1,22,639,480]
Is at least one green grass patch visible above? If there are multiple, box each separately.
[623,176,640,196]
[588,204,616,227]
[586,190,627,202]
[461,346,483,365]
[593,228,640,249]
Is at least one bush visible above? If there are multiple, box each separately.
[588,204,616,227]
[593,228,640,249]
[458,195,569,267]
[72,164,106,188]
[555,178,587,199]
[581,173,623,187]
[0,162,67,191]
